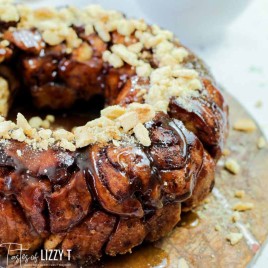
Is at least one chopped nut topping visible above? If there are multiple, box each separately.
[222,148,231,156]
[226,232,243,245]
[75,102,156,147]
[41,120,50,129]
[233,202,254,211]
[103,51,124,68]
[53,129,74,142]
[136,63,152,77]
[28,116,54,129]
[17,113,38,138]
[85,24,94,36]
[111,44,139,66]
[214,224,222,231]
[73,42,93,62]
[94,21,110,42]
[101,105,126,119]
[128,103,155,123]
[74,116,121,148]
[38,129,52,140]
[0,113,75,151]
[0,40,9,47]
[136,88,147,98]
[225,158,240,174]
[45,115,55,123]
[155,42,188,66]
[11,128,26,142]
[0,121,15,139]
[0,77,10,117]
[134,123,151,146]
[117,111,139,132]
[0,1,19,22]
[60,138,76,152]
[117,19,136,36]
[0,3,205,149]
[128,42,143,54]
[29,116,43,129]
[42,29,65,46]
[233,119,257,132]
[145,65,201,112]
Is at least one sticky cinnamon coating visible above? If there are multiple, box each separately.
[0,3,228,262]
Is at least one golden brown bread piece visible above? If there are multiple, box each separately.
[182,150,216,211]
[46,171,92,233]
[0,3,228,262]
[0,195,42,254]
[61,211,116,260]
[0,112,220,261]
[105,218,147,256]
[146,203,181,242]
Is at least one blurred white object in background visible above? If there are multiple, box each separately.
[19,0,143,18]
[19,0,251,46]
[137,0,252,46]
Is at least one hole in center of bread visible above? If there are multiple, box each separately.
[7,94,105,131]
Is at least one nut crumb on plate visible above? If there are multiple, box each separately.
[257,137,266,149]
[255,100,262,108]
[234,190,245,198]
[233,202,254,211]
[178,258,189,268]
[225,158,240,174]
[231,211,241,223]
[226,232,243,245]
[233,119,256,132]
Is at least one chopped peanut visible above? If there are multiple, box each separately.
[233,119,256,132]
[225,158,240,174]
[226,232,243,245]
[233,202,254,211]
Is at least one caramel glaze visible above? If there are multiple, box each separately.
[0,24,228,262]
[178,211,200,229]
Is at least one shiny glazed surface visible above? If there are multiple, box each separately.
[0,18,228,262]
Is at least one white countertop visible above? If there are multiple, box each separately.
[16,0,268,266]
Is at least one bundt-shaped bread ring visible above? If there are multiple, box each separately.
[0,2,228,262]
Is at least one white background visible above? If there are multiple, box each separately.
[20,0,268,266]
